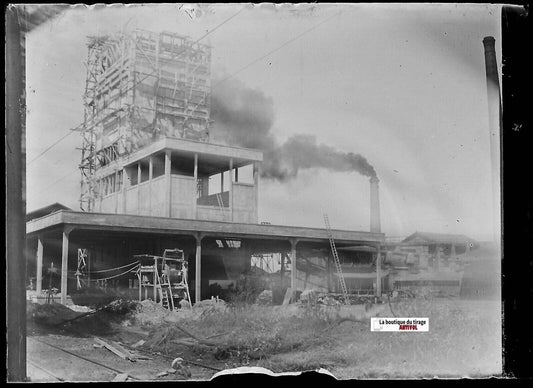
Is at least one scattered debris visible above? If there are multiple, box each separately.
[157,371,168,378]
[256,290,273,305]
[94,337,136,362]
[179,299,191,309]
[131,339,145,348]
[112,373,129,382]
[28,302,80,325]
[300,289,317,305]
[67,304,94,313]
[282,288,293,306]
[171,358,192,378]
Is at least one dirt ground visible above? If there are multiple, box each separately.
[25,296,502,381]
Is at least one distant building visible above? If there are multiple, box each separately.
[401,231,478,257]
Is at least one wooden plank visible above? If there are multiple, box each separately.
[94,338,135,362]
[282,288,293,306]
[112,373,129,382]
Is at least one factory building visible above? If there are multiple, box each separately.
[25,29,385,306]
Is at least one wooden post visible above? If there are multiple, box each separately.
[153,257,158,301]
[6,7,26,379]
[148,156,153,216]
[253,162,259,223]
[229,158,234,222]
[61,227,74,304]
[36,237,44,294]
[326,252,331,292]
[195,234,203,304]
[290,239,298,291]
[114,169,119,214]
[138,272,142,302]
[193,153,198,219]
[280,253,285,286]
[123,167,129,214]
[137,162,142,215]
[165,150,172,217]
[98,178,103,212]
[376,244,382,297]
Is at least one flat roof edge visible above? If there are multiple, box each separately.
[26,210,384,243]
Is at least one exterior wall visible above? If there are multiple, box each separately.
[232,182,256,223]
[117,190,123,212]
[197,191,229,207]
[93,166,259,224]
[171,175,195,219]
[126,186,138,214]
[197,206,231,222]
[100,195,115,213]
[139,182,150,216]
[150,176,166,217]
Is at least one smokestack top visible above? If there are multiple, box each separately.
[370,175,379,184]
[483,36,496,47]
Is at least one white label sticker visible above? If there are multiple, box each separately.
[371,318,429,332]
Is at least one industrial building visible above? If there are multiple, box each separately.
[25,29,385,306]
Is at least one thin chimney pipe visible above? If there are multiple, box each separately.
[370,176,381,233]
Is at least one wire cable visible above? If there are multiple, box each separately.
[36,168,78,194]
[27,130,75,165]
[185,9,343,119]
[85,261,140,274]
[89,264,140,281]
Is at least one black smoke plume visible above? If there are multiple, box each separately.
[210,77,376,181]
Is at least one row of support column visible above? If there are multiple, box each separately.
[36,228,381,305]
[35,227,74,305]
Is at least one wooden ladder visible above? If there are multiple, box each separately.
[158,284,175,310]
[323,214,349,304]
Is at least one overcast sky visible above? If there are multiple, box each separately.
[25,3,501,241]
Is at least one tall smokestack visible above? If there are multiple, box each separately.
[370,176,381,233]
[482,36,501,243]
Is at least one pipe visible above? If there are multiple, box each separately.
[482,36,502,243]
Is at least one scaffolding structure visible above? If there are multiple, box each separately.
[77,29,212,211]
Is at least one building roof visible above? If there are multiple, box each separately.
[26,203,71,222]
[401,231,477,246]
[95,136,264,178]
[26,210,384,245]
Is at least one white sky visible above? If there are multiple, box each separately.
[25,3,502,241]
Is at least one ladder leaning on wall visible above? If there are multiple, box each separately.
[323,214,349,304]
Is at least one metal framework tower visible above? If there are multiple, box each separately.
[77,29,212,211]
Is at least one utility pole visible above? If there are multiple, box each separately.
[6,5,27,381]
